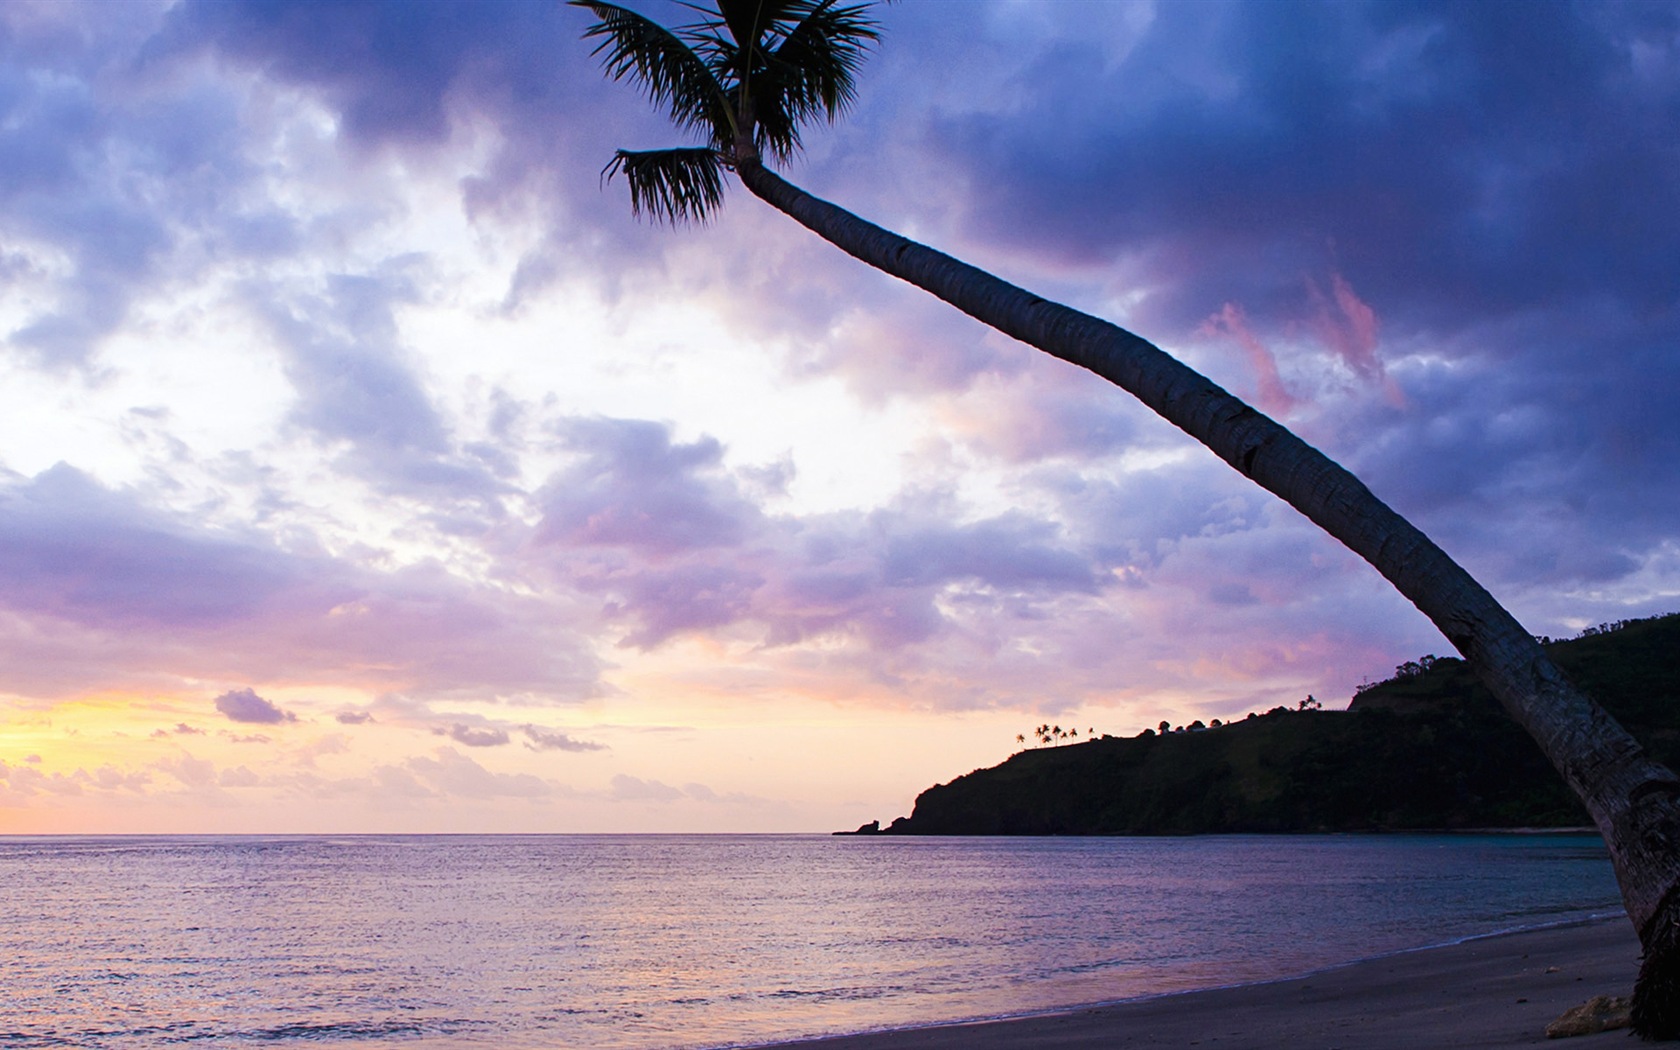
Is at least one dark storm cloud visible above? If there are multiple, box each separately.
[841,0,1680,625]
[214,686,295,725]
[150,0,567,148]
[928,0,1680,330]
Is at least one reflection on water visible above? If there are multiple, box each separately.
[0,834,1619,1049]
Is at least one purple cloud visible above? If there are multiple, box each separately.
[151,0,569,149]
[609,774,683,803]
[149,723,205,739]
[0,465,293,628]
[536,418,755,555]
[214,687,295,725]
[440,723,509,748]
[404,748,552,799]
[1,0,1673,742]
[0,466,603,702]
[527,418,1111,653]
[859,1,1680,605]
[249,272,510,513]
[522,726,606,753]
[141,0,665,303]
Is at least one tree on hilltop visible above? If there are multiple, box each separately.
[572,0,1680,1032]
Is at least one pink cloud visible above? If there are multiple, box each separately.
[0,466,604,703]
[1307,272,1405,406]
[1197,302,1300,416]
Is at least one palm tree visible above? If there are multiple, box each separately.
[573,1,1680,1031]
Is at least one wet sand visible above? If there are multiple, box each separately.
[764,919,1642,1049]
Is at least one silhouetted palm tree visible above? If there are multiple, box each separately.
[573,1,1680,1030]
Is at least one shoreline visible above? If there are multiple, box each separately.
[755,918,1641,1049]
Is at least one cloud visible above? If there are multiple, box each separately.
[837,0,1680,638]
[606,774,760,806]
[155,751,218,788]
[151,0,571,149]
[1198,303,1299,417]
[522,725,606,753]
[526,418,1113,661]
[404,747,553,799]
[440,723,509,748]
[143,0,667,297]
[609,773,683,803]
[0,464,295,630]
[0,465,604,701]
[0,759,96,799]
[535,418,755,555]
[513,417,1445,709]
[249,269,510,509]
[1,0,1676,834]
[149,722,205,739]
[214,687,295,725]
[219,765,260,788]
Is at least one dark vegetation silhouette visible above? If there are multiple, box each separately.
[875,613,1680,836]
[572,1,1680,1033]
[1025,723,1087,747]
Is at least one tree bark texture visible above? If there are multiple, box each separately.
[736,159,1680,1033]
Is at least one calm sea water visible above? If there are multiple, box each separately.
[0,834,1619,1049]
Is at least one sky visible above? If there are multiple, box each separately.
[1,0,1676,834]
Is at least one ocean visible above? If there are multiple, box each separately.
[0,833,1620,1049]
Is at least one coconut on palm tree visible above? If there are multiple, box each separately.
[572,0,1680,1033]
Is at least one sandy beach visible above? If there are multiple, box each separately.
[765,919,1643,1049]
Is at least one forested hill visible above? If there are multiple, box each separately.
[852,613,1680,836]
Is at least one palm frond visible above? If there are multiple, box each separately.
[770,0,880,124]
[750,88,803,165]
[687,33,744,101]
[713,0,776,63]
[571,1,732,142]
[603,148,726,225]
[732,1,878,163]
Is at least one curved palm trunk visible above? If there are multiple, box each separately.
[738,159,1680,1035]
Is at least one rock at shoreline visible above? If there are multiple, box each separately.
[833,819,881,835]
[1546,994,1631,1038]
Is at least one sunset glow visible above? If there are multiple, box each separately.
[2,0,1676,833]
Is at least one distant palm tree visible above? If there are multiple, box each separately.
[574,1,1680,1030]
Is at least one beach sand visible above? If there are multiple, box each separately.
[765,919,1643,1049]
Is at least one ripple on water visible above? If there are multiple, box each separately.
[0,833,1619,1050]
